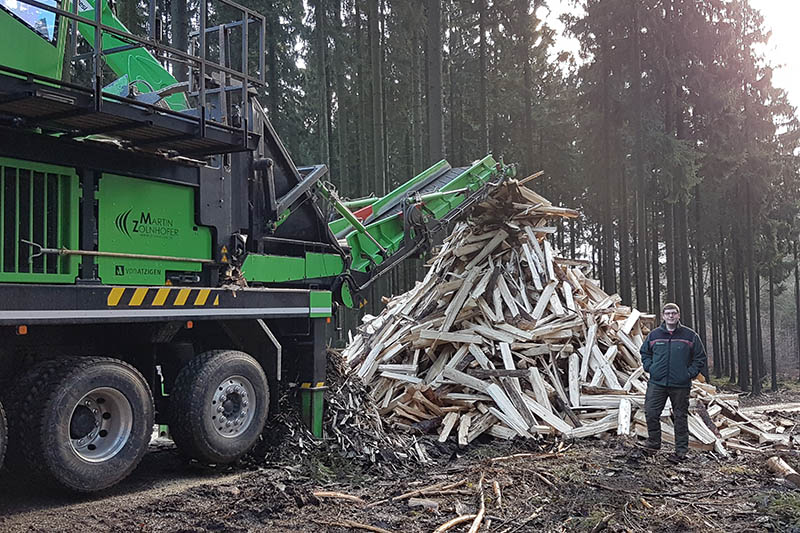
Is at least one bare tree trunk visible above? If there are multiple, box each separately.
[265,10,280,125]
[333,0,348,188]
[478,0,488,155]
[746,183,760,395]
[651,200,661,313]
[619,164,631,305]
[170,0,188,81]
[368,0,385,193]
[354,0,369,186]
[632,0,647,311]
[770,267,777,391]
[600,32,615,294]
[721,233,735,382]
[313,0,330,165]
[734,232,750,391]
[693,189,706,375]
[426,0,443,162]
[796,242,800,381]
[711,258,722,378]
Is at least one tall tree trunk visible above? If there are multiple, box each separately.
[426,0,443,162]
[710,258,721,378]
[632,0,647,311]
[411,27,422,173]
[368,0,385,192]
[314,0,330,165]
[721,233,735,382]
[619,165,632,305]
[651,200,661,313]
[693,189,706,374]
[448,8,458,163]
[265,9,280,126]
[733,232,750,391]
[600,32,615,294]
[354,0,369,186]
[770,267,777,391]
[478,0,488,155]
[665,203,675,303]
[796,242,800,381]
[756,269,766,379]
[746,183,760,395]
[334,0,348,189]
[170,0,188,81]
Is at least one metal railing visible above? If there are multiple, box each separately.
[6,0,266,145]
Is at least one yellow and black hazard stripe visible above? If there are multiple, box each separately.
[106,287,221,308]
[300,382,326,390]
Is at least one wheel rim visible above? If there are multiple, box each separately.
[69,387,133,463]
[210,375,256,438]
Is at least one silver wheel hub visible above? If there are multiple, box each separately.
[69,387,133,462]
[210,375,255,438]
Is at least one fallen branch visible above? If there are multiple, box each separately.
[489,452,560,464]
[392,479,467,501]
[493,480,502,508]
[590,512,615,533]
[468,474,486,533]
[312,519,394,533]
[767,455,800,488]
[585,481,720,498]
[433,514,478,533]
[312,491,365,505]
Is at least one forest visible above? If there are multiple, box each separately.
[140,0,800,395]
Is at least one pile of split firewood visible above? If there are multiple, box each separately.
[344,178,797,457]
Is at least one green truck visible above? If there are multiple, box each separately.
[0,0,511,492]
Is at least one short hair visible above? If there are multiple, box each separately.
[662,302,680,314]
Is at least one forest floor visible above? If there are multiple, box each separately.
[1,408,799,532]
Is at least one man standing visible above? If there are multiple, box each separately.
[639,303,707,463]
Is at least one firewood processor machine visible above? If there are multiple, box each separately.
[0,0,514,491]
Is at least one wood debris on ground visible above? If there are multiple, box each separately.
[344,178,797,457]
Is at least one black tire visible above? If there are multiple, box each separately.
[170,350,269,464]
[2,358,78,473]
[0,400,6,470]
[12,357,154,492]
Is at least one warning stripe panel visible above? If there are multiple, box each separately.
[105,287,222,308]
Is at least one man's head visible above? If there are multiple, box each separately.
[662,303,680,329]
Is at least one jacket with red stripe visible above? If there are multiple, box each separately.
[640,322,706,388]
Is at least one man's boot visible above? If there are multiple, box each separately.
[666,452,688,464]
[640,440,660,456]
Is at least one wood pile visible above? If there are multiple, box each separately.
[344,179,797,457]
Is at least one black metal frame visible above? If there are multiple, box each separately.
[0,0,266,157]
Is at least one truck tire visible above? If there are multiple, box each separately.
[0,400,6,470]
[13,357,154,492]
[170,350,269,464]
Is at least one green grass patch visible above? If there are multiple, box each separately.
[756,491,800,529]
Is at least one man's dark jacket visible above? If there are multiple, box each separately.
[640,322,707,388]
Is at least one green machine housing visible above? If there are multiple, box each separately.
[0,0,511,493]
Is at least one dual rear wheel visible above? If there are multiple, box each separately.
[1,350,269,492]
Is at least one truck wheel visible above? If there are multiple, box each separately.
[170,350,269,464]
[0,401,6,470]
[14,357,154,492]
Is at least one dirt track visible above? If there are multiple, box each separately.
[1,430,799,533]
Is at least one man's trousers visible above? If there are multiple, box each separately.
[644,382,690,455]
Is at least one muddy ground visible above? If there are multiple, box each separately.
[1,430,799,532]
[1,390,799,532]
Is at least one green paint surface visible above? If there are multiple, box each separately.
[309,290,332,317]
[241,253,343,283]
[0,0,69,79]
[0,158,80,283]
[76,0,187,110]
[96,174,211,285]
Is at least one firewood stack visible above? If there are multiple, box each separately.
[344,179,796,456]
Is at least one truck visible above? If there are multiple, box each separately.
[0,0,512,492]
